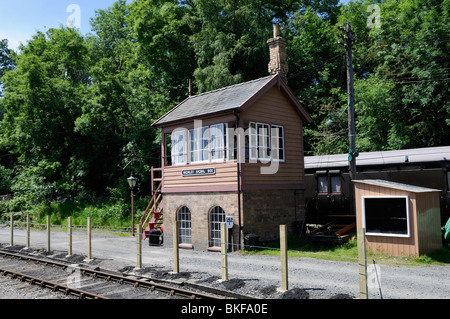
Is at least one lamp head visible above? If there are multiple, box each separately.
[127,173,137,188]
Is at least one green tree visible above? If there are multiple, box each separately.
[187,0,272,92]
[0,39,16,123]
[286,7,345,155]
[0,28,90,200]
[0,39,15,83]
[338,0,450,151]
[75,0,175,195]
[130,0,196,102]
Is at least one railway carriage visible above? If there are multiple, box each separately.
[303,146,450,242]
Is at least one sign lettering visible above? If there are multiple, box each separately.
[182,168,216,177]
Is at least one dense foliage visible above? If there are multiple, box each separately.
[0,0,448,218]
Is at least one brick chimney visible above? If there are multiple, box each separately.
[267,24,288,83]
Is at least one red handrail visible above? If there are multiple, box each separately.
[139,182,162,226]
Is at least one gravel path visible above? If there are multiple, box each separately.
[1,225,449,300]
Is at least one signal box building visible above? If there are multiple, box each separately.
[150,25,312,251]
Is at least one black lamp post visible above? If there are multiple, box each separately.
[127,172,137,236]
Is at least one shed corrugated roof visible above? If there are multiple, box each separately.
[153,75,277,127]
[354,179,441,193]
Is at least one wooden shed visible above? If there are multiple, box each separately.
[354,179,442,257]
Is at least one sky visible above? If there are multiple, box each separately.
[0,0,119,51]
[1,0,352,52]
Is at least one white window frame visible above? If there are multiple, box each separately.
[189,126,210,164]
[177,206,192,245]
[210,123,228,162]
[249,122,271,161]
[249,122,258,161]
[209,206,226,248]
[171,129,187,166]
[362,196,411,238]
[271,125,285,162]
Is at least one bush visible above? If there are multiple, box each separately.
[1,184,153,229]
[0,164,12,194]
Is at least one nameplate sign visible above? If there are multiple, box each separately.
[225,216,234,229]
[182,168,216,177]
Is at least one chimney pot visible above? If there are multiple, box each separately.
[273,24,280,38]
[268,24,288,83]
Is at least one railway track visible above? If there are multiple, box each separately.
[0,250,226,300]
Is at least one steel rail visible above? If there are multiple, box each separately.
[0,266,108,299]
[0,250,224,300]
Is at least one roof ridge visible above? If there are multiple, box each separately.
[152,75,276,126]
[189,75,276,99]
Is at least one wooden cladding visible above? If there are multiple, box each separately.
[162,86,306,192]
[164,162,238,190]
[242,86,305,187]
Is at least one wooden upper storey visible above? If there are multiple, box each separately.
[152,74,312,193]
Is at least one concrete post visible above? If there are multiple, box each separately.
[9,215,13,247]
[358,228,368,299]
[68,217,72,257]
[137,224,142,270]
[46,215,51,252]
[280,224,288,291]
[87,217,92,260]
[221,222,228,281]
[26,214,30,249]
[173,221,179,274]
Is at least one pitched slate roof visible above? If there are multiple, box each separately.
[152,74,311,127]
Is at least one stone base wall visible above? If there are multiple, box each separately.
[161,189,305,251]
[162,192,240,251]
[242,189,305,242]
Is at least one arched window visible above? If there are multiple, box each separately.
[209,206,226,248]
[177,206,191,245]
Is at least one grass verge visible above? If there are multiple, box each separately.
[241,235,450,266]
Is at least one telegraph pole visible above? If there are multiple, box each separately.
[339,23,357,181]
[338,23,357,212]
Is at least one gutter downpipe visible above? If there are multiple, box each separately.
[235,110,243,250]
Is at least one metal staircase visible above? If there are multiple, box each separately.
[140,167,163,241]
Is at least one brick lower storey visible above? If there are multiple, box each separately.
[162,189,305,251]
